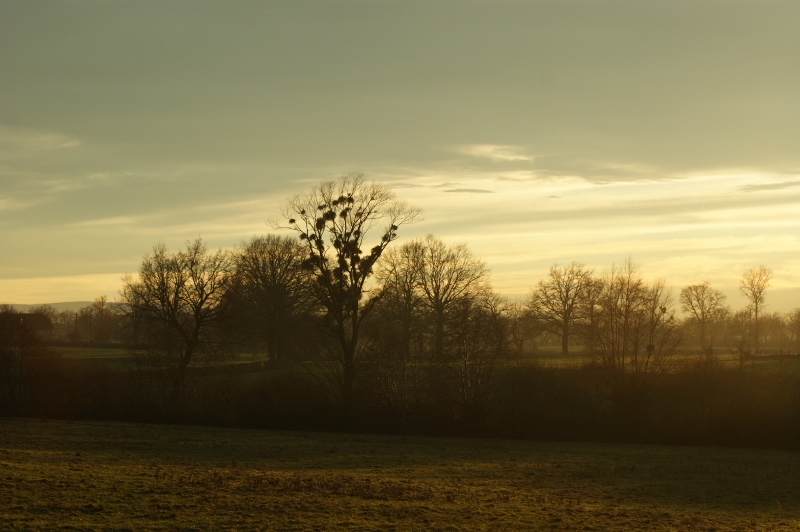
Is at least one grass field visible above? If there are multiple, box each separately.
[2,418,800,530]
[49,343,800,375]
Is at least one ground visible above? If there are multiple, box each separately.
[2,417,799,530]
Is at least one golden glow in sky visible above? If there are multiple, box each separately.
[1,2,799,310]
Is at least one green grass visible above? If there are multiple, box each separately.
[49,346,134,371]
[2,418,800,530]
[49,346,272,372]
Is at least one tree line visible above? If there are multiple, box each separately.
[3,174,800,448]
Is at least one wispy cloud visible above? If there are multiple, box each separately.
[739,179,800,193]
[0,126,82,152]
[444,188,494,194]
[71,216,141,228]
[458,144,534,162]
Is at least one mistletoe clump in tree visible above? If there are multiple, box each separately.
[282,174,420,415]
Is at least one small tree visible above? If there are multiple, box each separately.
[680,282,726,352]
[281,174,419,416]
[375,240,426,364]
[529,262,594,356]
[235,234,313,366]
[414,235,489,359]
[585,260,680,430]
[787,308,800,354]
[739,265,772,354]
[121,238,234,413]
[506,302,540,356]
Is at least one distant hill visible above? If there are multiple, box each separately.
[3,301,94,313]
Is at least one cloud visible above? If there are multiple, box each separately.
[0,126,82,153]
[71,216,141,228]
[739,180,800,193]
[444,188,494,194]
[458,144,534,162]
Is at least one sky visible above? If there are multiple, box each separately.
[1,1,800,312]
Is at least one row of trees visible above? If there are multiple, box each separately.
[530,262,785,359]
[111,174,795,425]
[4,174,800,446]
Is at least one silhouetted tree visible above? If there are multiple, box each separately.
[0,309,49,415]
[450,292,505,424]
[505,302,541,356]
[680,282,726,352]
[414,235,488,359]
[529,262,594,356]
[370,241,427,421]
[281,174,419,416]
[787,308,800,354]
[120,238,234,412]
[235,234,313,366]
[585,260,681,428]
[739,265,772,354]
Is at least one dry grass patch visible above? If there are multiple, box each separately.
[2,417,800,530]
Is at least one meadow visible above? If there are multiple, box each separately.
[2,417,800,531]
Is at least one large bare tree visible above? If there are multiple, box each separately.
[375,240,425,363]
[121,238,234,411]
[739,265,772,353]
[281,174,419,415]
[529,262,594,356]
[414,235,489,359]
[235,234,312,366]
[585,260,680,419]
[679,282,726,351]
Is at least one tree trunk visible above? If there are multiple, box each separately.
[435,308,445,359]
[700,320,707,351]
[561,322,570,356]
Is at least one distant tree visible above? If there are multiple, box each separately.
[585,260,680,425]
[281,174,419,416]
[0,306,22,413]
[679,282,726,352]
[29,304,58,321]
[374,240,425,364]
[449,291,506,423]
[529,262,594,356]
[414,235,489,360]
[505,302,540,356]
[234,235,313,365]
[368,242,427,422]
[739,265,772,353]
[787,308,800,354]
[89,296,119,343]
[0,308,48,415]
[120,238,234,412]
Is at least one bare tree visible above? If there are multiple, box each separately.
[450,291,505,423]
[235,234,312,366]
[585,260,680,422]
[787,308,800,355]
[680,282,726,352]
[414,235,489,359]
[506,302,540,356]
[89,296,119,343]
[121,238,234,411]
[375,240,425,364]
[528,262,594,356]
[739,265,772,354]
[280,174,419,416]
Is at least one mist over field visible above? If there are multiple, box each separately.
[3,2,800,530]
